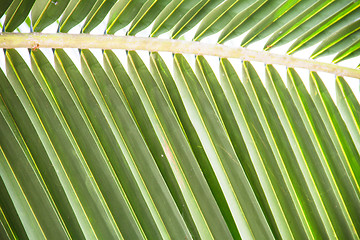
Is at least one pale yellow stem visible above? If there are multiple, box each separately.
[1,33,359,79]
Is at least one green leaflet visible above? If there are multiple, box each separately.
[59,0,97,33]
[310,73,360,192]
[174,53,275,239]
[194,0,260,41]
[31,0,70,32]
[288,68,359,239]
[127,51,233,239]
[4,0,35,32]
[0,173,27,240]
[264,0,342,50]
[333,39,360,63]
[40,49,146,239]
[172,0,223,39]
[107,0,147,34]
[128,0,170,36]
[287,3,360,54]
[81,0,117,33]
[151,0,200,37]
[336,77,360,167]
[244,61,329,239]
[0,0,12,19]
[241,0,313,46]
[1,1,360,239]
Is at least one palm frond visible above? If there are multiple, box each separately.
[1,1,360,239]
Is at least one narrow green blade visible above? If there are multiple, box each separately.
[127,0,171,36]
[217,0,286,44]
[127,50,230,239]
[287,68,359,239]
[0,203,16,240]
[55,49,147,239]
[0,53,98,239]
[287,3,360,54]
[174,53,275,239]
[265,0,353,50]
[333,39,360,63]
[0,176,27,240]
[81,0,117,33]
[150,52,241,239]
[151,0,199,37]
[6,49,125,239]
[220,58,293,240]
[102,50,193,239]
[242,61,311,239]
[194,0,259,41]
[1,57,71,238]
[0,124,69,239]
[81,49,164,239]
[245,61,336,239]
[172,0,223,39]
[310,73,360,192]
[240,0,307,46]
[105,50,201,239]
[196,56,282,239]
[34,49,151,240]
[311,20,360,59]
[0,146,46,239]
[265,65,334,239]
[4,0,35,32]
[59,0,96,33]
[336,77,360,163]
[31,0,70,32]
[106,0,147,34]
[0,0,13,19]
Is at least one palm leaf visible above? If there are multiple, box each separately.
[1,1,360,239]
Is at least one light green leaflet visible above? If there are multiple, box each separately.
[243,62,332,239]
[40,49,146,239]
[81,0,117,33]
[0,175,28,240]
[336,77,360,162]
[172,0,223,39]
[265,65,336,239]
[240,0,312,46]
[333,39,360,63]
[127,0,159,35]
[309,72,360,191]
[0,58,96,240]
[311,19,360,59]
[264,0,353,50]
[107,0,147,34]
[194,0,260,41]
[4,0,35,32]
[3,49,102,239]
[31,0,70,32]
[240,61,312,239]
[220,58,295,239]
[151,0,199,37]
[1,0,360,239]
[0,146,47,240]
[106,50,208,239]
[196,56,282,239]
[85,49,192,239]
[287,3,360,54]
[217,0,267,44]
[127,50,230,239]
[287,68,359,239]
[59,0,97,33]
[0,0,12,19]
[174,54,275,239]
